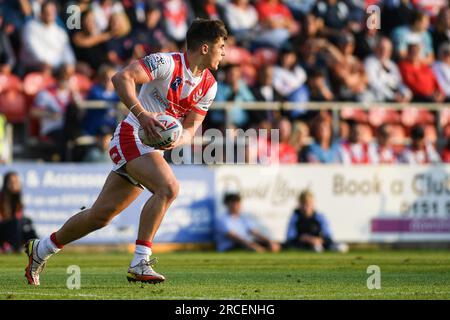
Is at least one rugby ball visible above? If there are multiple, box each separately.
[138,114,183,148]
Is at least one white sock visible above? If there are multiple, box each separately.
[36,236,61,261]
[131,245,152,267]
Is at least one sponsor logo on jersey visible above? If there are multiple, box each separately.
[171,76,182,90]
[143,54,165,72]
[184,79,196,87]
[151,88,169,109]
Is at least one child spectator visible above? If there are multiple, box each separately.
[277,117,298,164]
[306,115,340,163]
[339,122,377,164]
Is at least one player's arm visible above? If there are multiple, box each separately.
[111,60,165,140]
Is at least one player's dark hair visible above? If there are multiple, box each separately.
[223,193,241,205]
[186,19,228,51]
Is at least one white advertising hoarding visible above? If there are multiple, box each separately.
[214,165,450,243]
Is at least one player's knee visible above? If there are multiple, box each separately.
[89,205,117,229]
[158,180,179,202]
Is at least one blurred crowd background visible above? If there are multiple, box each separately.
[0,0,449,164]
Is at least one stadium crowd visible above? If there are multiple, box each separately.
[0,0,449,164]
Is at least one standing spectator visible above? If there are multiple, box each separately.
[0,171,37,253]
[432,42,450,101]
[272,46,308,105]
[339,122,377,164]
[223,0,258,45]
[277,117,298,164]
[399,125,441,164]
[365,37,412,102]
[399,40,445,102]
[391,10,434,64]
[83,64,119,135]
[285,190,348,253]
[215,193,281,253]
[432,7,450,55]
[254,0,298,49]
[250,64,284,125]
[20,1,76,71]
[72,9,111,71]
[306,115,340,163]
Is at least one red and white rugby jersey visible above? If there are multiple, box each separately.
[125,51,217,127]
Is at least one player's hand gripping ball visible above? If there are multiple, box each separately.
[138,114,183,148]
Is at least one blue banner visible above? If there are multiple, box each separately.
[0,164,215,244]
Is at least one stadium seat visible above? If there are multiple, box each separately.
[23,72,55,97]
[0,90,28,123]
[368,108,400,127]
[401,108,435,127]
[252,48,279,67]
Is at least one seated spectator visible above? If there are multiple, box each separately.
[399,125,441,164]
[83,64,119,135]
[272,46,308,107]
[399,40,445,102]
[285,190,348,253]
[381,0,416,37]
[31,64,81,145]
[391,10,434,64]
[0,11,16,71]
[106,12,134,66]
[365,37,412,102]
[20,1,76,71]
[339,122,377,164]
[250,64,284,125]
[190,0,225,21]
[307,115,340,163]
[354,18,382,60]
[132,4,169,56]
[432,42,450,102]
[254,0,298,49]
[312,0,350,36]
[72,9,111,70]
[277,117,298,163]
[440,135,450,163]
[223,0,258,45]
[91,0,125,32]
[82,126,113,162]
[161,0,190,43]
[328,33,373,102]
[373,124,397,164]
[307,68,334,102]
[432,7,450,55]
[215,193,281,253]
[290,121,310,163]
[0,171,37,253]
[0,114,10,164]
[214,64,254,128]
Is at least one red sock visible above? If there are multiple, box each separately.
[135,239,152,248]
[50,232,64,249]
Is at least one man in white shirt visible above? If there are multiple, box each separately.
[20,1,76,70]
[432,42,450,101]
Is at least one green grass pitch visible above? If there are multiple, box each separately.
[0,249,449,300]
